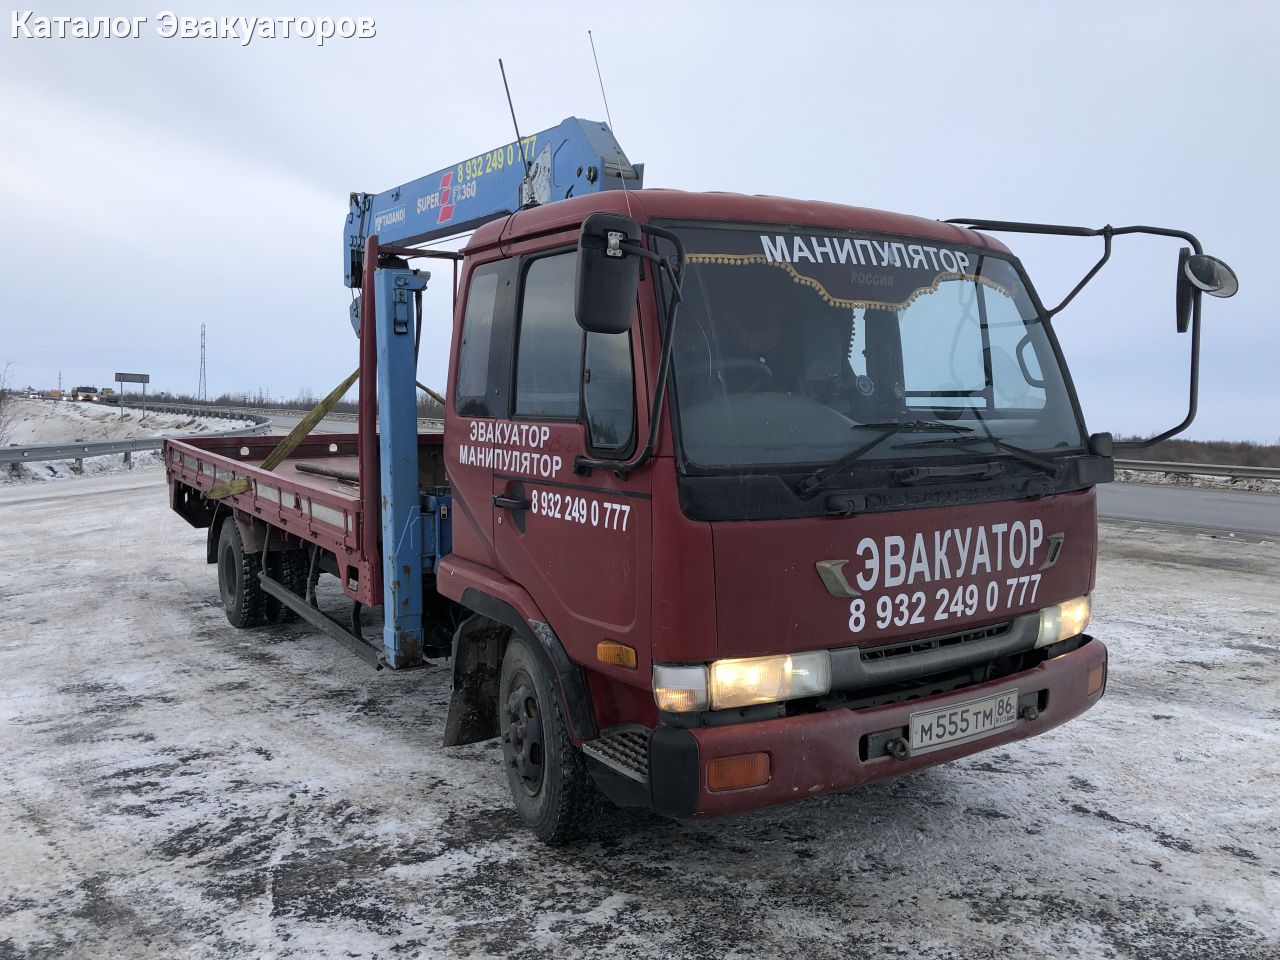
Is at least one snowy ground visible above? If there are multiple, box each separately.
[0,473,1276,960]
[3,399,252,483]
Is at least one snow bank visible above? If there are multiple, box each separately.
[1117,467,1280,496]
[3,398,252,484]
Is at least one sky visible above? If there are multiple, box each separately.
[1,0,1277,442]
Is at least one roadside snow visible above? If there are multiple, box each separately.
[0,474,1276,959]
[3,398,252,484]
[1117,468,1280,496]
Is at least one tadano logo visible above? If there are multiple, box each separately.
[373,205,405,232]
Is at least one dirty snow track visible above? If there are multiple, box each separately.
[1,474,1277,960]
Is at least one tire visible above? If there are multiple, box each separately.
[217,521,266,628]
[266,549,308,624]
[498,636,600,844]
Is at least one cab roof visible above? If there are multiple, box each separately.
[464,188,1012,256]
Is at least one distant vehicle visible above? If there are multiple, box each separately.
[72,386,100,402]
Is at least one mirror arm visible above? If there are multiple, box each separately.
[944,218,1204,257]
[945,218,1210,450]
[945,220,1205,319]
[575,226,686,479]
[1046,227,1112,318]
[1113,291,1203,450]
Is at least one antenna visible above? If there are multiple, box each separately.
[498,59,535,206]
[588,30,632,217]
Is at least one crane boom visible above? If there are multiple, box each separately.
[343,117,641,287]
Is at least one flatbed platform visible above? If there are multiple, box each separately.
[165,431,447,607]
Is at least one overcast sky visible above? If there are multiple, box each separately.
[2,1,1276,441]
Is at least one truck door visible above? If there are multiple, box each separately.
[489,250,652,676]
[446,257,516,570]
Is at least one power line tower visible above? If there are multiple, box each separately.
[198,323,207,402]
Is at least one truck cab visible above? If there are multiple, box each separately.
[436,189,1117,837]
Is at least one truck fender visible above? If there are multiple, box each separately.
[228,511,303,557]
[455,588,599,746]
[206,505,228,564]
[233,510,270,554]
[207,508,264,563]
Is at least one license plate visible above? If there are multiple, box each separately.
[909,689,1019,755]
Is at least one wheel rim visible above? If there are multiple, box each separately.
[502,673,545,797]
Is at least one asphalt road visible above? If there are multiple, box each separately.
[264,413,443,437]
[1098,482,1280,536]
[264,412,356,436]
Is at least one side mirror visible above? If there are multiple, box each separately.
[1088,431,1114,457]
[1175,249,1238,332]
[1185,253,1238,298]
[575,212,641,335]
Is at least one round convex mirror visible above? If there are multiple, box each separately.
[1184,255,1239,298]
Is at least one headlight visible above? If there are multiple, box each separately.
[1036,595,1091,648]
[653,651,833,713]
[709,651,831,710]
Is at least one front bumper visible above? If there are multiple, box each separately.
[647,635,1107,819]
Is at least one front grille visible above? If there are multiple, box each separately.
[859,622,1012,663]
[582,726,650,783]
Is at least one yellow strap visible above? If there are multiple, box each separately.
[416,381,446,407]
[208,367,360,500]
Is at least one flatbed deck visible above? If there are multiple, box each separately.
[165,431,447,607]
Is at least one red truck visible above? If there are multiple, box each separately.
[165,120,1237,842]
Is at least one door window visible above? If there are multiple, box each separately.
[515,254,583,419]
[455,263,503,416]
[583,330,634,451]
[514,252,635,452]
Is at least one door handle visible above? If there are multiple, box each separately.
[492,495,530,511]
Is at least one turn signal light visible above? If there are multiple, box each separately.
[653,664,710,713]
[706,752,771,792]
[596,641,637,670]
[1088,661,1106,696]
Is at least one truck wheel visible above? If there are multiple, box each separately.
[266,550,307,624]
[498,636,599,844]
[217,521,266,628]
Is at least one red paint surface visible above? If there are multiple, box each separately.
[712,490,1097,658]
[166,432,445,608]
[686,638,1106,818]
[443,190,1099,740]
[466,190,1014,260]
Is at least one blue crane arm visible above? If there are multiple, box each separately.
[343,116,642,287]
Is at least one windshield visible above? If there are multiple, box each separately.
[668,225,1084,470]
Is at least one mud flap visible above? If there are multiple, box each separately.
[443,614,507,747]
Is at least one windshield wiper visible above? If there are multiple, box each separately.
[893,434,1060,472]
[796,420,973,499]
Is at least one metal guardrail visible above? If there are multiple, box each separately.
[1,403,271,467]
[103,397,442,429]
[164,403,443,429]
[1115,459,1280,480]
